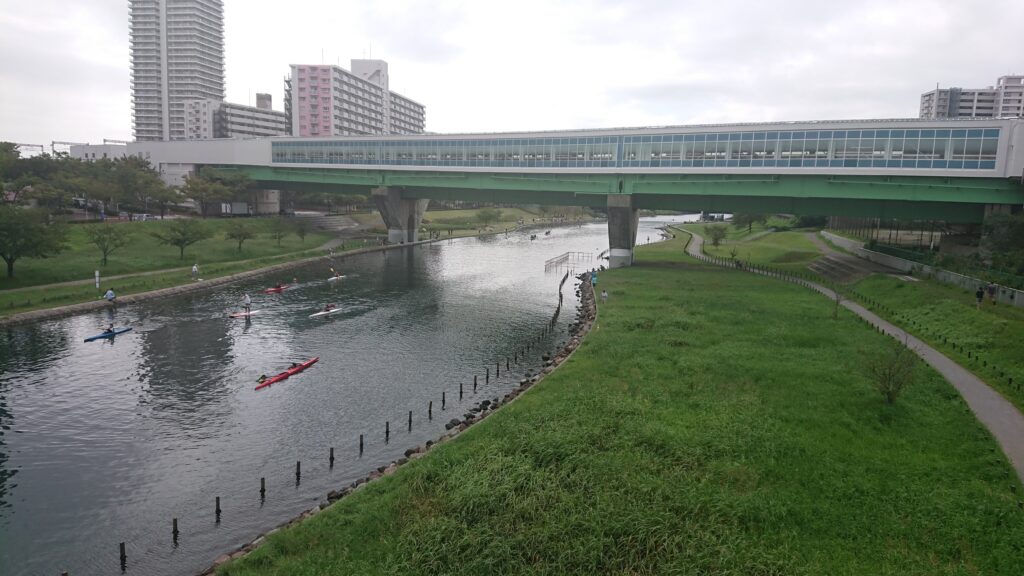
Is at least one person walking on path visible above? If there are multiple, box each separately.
[601,289,608,302]
[975,287,985,310]
[242,293,252,314]
[191,263,199,280]
[986,281,998,305]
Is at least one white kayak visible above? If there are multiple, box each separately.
[309,308,343,318]
[230,310,263,318]
[327,275,346,282]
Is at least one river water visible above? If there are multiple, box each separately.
[0,217,689,576]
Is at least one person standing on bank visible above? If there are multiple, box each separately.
[103,288,116,305]
[975,286,985,310]
[986,281,998,305]
[191,263,199,280]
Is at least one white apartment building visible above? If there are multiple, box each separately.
[130,0,225,141]
[920,75,1024,119]
[286,59,425,137]
[185,96,288,139]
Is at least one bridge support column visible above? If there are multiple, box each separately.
[607,195,639,268]
[372,187,429,244]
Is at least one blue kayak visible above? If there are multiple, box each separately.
[84,327,132,342]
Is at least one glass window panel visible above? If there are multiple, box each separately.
[980,138,997,160]
[966,129,983,138]
[920,130,935,138]
[983,129,999,138]
[935,129,950,138]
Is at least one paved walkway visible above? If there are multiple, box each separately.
[682,229,1024,483]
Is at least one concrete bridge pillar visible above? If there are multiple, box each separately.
[372,187,429,244]
[607,195,639,268]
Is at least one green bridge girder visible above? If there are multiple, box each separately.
[215,165,1024,223]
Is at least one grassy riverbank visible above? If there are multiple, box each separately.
[851,273,1024,413]
[219,235,1024,575]
[1,217,332,290]
[351,207,594,238]
[677,223,823,275]
[0,218,350,318]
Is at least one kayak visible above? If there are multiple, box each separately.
[84,327,132,342]
[255,357,319,390]
[327,275,346,282]
[263,284,290,294]
[229,310,262,319]
[309,308,342,318]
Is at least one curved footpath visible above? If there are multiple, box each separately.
[683,228,1024,483]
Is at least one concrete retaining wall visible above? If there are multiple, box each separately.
[821,231,1023,308]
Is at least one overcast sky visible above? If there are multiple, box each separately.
[1,0,1022,146]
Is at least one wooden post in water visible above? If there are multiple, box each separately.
[486,367,490,383]
[295,461,301,482]
[172,517,179,541]
[442,391,446,409]
[359,434,364,454]
[408,410,412,431]
[506,357,510,370]
[428,401,433,420]
[260,477,266,498]
[496,362,500,377]
[215,497,221,521]
[460,382,464,400]
[329,447,335,467]
[119,542,126,571]
[385,421,390,442]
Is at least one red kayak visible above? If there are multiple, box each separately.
[263,284,290,294]
[255,357,319,390]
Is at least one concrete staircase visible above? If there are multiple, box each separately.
[294,212,360,233]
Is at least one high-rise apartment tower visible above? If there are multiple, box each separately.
[920,75,1024,119]
[130,0,225,141]
[286,59,425,137]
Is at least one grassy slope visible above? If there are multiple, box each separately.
[678,224,823,275]
[219,236,1024,576]
[0,218,332,290]
[852,274,1024,413]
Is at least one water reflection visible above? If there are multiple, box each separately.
[0,219,683,575]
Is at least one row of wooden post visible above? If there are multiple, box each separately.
[110,280,576,573]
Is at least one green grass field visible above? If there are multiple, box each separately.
[0,217,332,290]
[218,235,1024,576]
[678,224,823,275]
[851,274,1024,413]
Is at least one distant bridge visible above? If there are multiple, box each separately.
[73,117,1024,267]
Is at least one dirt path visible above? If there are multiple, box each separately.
[683,228,1024,483]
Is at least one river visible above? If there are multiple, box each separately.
[0,216,692,576]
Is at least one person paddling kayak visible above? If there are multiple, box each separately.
[103,323,115,334]
[322,303,337,312]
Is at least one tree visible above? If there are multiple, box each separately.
[84,223,132,265]
[268,216,290,246]
[732,213,767,233]
[181,174,231,218]
[0,206,67,277]
[477,208,503,227]
[862,339,917,405]
[704,224,727,247]
[151,219,211,259]
[292,218,310,243]
[0,141,21,181]
[983,213,1024,275]
[225,221,256,252]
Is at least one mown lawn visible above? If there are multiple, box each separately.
[0,217,332,290]
[678,224,823,275]
[219,236,1024,576]
[851,274,1024,413]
